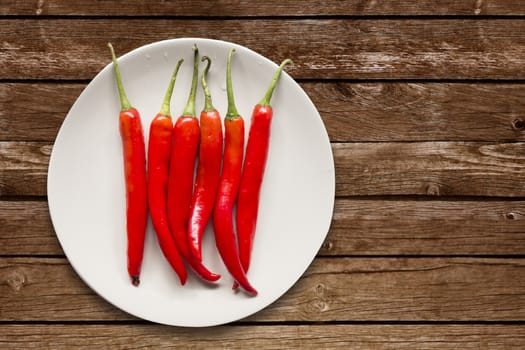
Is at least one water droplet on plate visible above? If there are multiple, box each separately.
[145,54,151,60]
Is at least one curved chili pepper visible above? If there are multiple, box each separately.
[235,58,293,288]
[167,45,220,282]
[148,59,187,285]
[213,48,257,295]
[108,43,148,286]
[187,56,223,262]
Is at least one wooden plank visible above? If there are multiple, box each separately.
[0,142,49,197]
[258,257,525,322]
[0,83,82,141]
[2,0,525,16]
[3,19,525,79]
[1,257,524,321]
[334,141,525,197]
[0,201,58,255]
[324,199,525,256]
[1,324,525,349]
[0,258,128,321]
[306,82,525,142]
[3,82,525,142]
[2,200,525,256]
[2,141,525,197]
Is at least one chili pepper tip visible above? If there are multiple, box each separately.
[131,275,140,286]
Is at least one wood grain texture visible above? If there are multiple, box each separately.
[0,258,128,321]
[324,199,525,255]
[1,257,524,321]
[2,200,524,256]
[256,257,525,322]
[2,141,524,197]
[3,19,525,79]
[0,83,81,141]
[1,324,524,349]
[2,0,525,346]
[2,0,525,16]
[0,201,57,255]
[2,82,525,142]
[334,142,525,196]
[0,142,49,196]
[306,82,525,142]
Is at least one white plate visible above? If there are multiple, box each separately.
[47,38,335,327]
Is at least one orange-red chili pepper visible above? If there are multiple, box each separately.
[235,58,292,288]
[187,56,223,262]
[147,59,187,285]
[108,43,148,286]
[167,45,220,282]
[213,48,257,295]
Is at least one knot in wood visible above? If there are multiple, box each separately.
[40,145,53,156]
[426,183,441,196]
[36,0,45,15]
[322,240,333,251]
[474,0,483,15]
[505,212,522,220]
[6,270,27,291]
[316,283,326,295]
[512,118,525,131]
[313,299,329,312]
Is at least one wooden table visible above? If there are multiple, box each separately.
[2,1,525,348]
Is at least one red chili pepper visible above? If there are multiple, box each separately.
[235,58,293,288]
[147,59,188,285]
[108,43,148,286]
[167,45,220,282]
[213,48,257,295]
[187,56,223,262]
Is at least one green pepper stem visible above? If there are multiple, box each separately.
[182,44,199,117]
[160,59,184,117]
[258,59,293,106]
[108,43,132,111]
[226,48,239,120]
[201,56,215,112]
